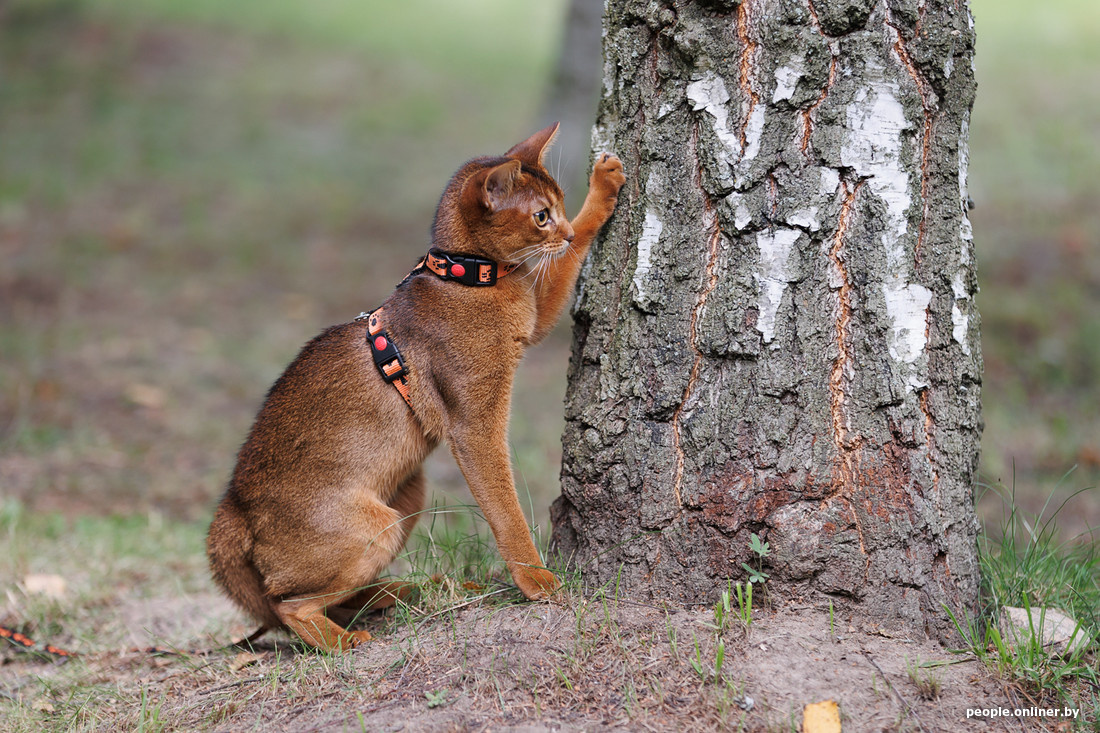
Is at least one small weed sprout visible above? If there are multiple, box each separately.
[733,581,753,629]
[714,636,726,679]
[741,532,771,585]
[713,586,732,633]
[905,656,943,701]
[689,633,707,680]
[666,619,680,662]
[424,689,448,708]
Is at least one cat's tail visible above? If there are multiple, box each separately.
[207,498,282,630]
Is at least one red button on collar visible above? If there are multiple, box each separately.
[374,336,387,351]
[450,263,466,278]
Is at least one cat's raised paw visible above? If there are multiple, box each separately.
[593,153,626,195]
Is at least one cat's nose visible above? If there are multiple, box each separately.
[562,222,575,242]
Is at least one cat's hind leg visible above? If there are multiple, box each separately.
[270,494,408,651]
[331,468,427,619]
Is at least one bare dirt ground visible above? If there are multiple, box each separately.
[3,588,1050,732]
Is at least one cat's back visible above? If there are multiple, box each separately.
[259,320,373,417]
[227,318,416,502]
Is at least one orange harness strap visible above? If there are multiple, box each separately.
[361,307,412,408]
[360,249,516,411]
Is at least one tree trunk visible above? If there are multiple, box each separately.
[552,0,981,639]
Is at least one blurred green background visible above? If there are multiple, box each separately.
[1,0,1097,545]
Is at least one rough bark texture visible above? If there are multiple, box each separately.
[551,0,981,640]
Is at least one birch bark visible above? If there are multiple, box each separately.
[552,0,982,638]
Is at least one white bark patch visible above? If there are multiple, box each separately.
[601,42,614,99]
[820,167,840,197]
[686,74,740,159]
[951,272,971,355]
[841,68,911,272]
[843,62,934,387]
[786,206,820,232]
[952,114,974,354]
[951,271,969,302]
[688,71,766,189]
[952,303,970,355]
[755,228,800,344]
[772,57,805,103]
[632,210,664,309]
[959,116,974,253]
[883,277,932,364]
[741,104,766,165]
[590,123,613,162]
[727,192,753,231]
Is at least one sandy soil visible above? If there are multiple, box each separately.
[4,589,1062,732]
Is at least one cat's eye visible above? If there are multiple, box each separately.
[533,209,550,227]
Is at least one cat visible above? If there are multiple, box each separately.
[206,124,626,651]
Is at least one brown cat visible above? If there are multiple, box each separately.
[206,124,625,651]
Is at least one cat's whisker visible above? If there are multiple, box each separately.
[526,254,552,295]
[522,255,543,288]
[511,244,547,263]
[534,259,548,294]
[511,247,550,274]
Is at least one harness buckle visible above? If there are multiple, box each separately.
[368,328,408,383]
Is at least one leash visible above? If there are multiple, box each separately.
[0,624,76,659]
[1,622,271,662]
[358,249,517,410]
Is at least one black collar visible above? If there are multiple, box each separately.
[404,248,517,287]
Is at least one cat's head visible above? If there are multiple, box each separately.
[433,123,574,269]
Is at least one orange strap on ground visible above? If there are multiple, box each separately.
[0,624,76,658]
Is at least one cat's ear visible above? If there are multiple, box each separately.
[505,122,559,167]
[477,159,522,211]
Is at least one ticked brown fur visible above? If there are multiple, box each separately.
[207,125,625,651]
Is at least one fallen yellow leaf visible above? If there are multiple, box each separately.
[125,383,167,409]
[803,699,841,733]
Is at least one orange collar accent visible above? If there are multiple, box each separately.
[409,248,518,287]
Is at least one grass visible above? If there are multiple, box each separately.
[905,657,944,702]
[947,482,1100,726]
[0,489,1095,729]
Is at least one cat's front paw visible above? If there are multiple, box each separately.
[510,563,563,601]
[591,153,626,201]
